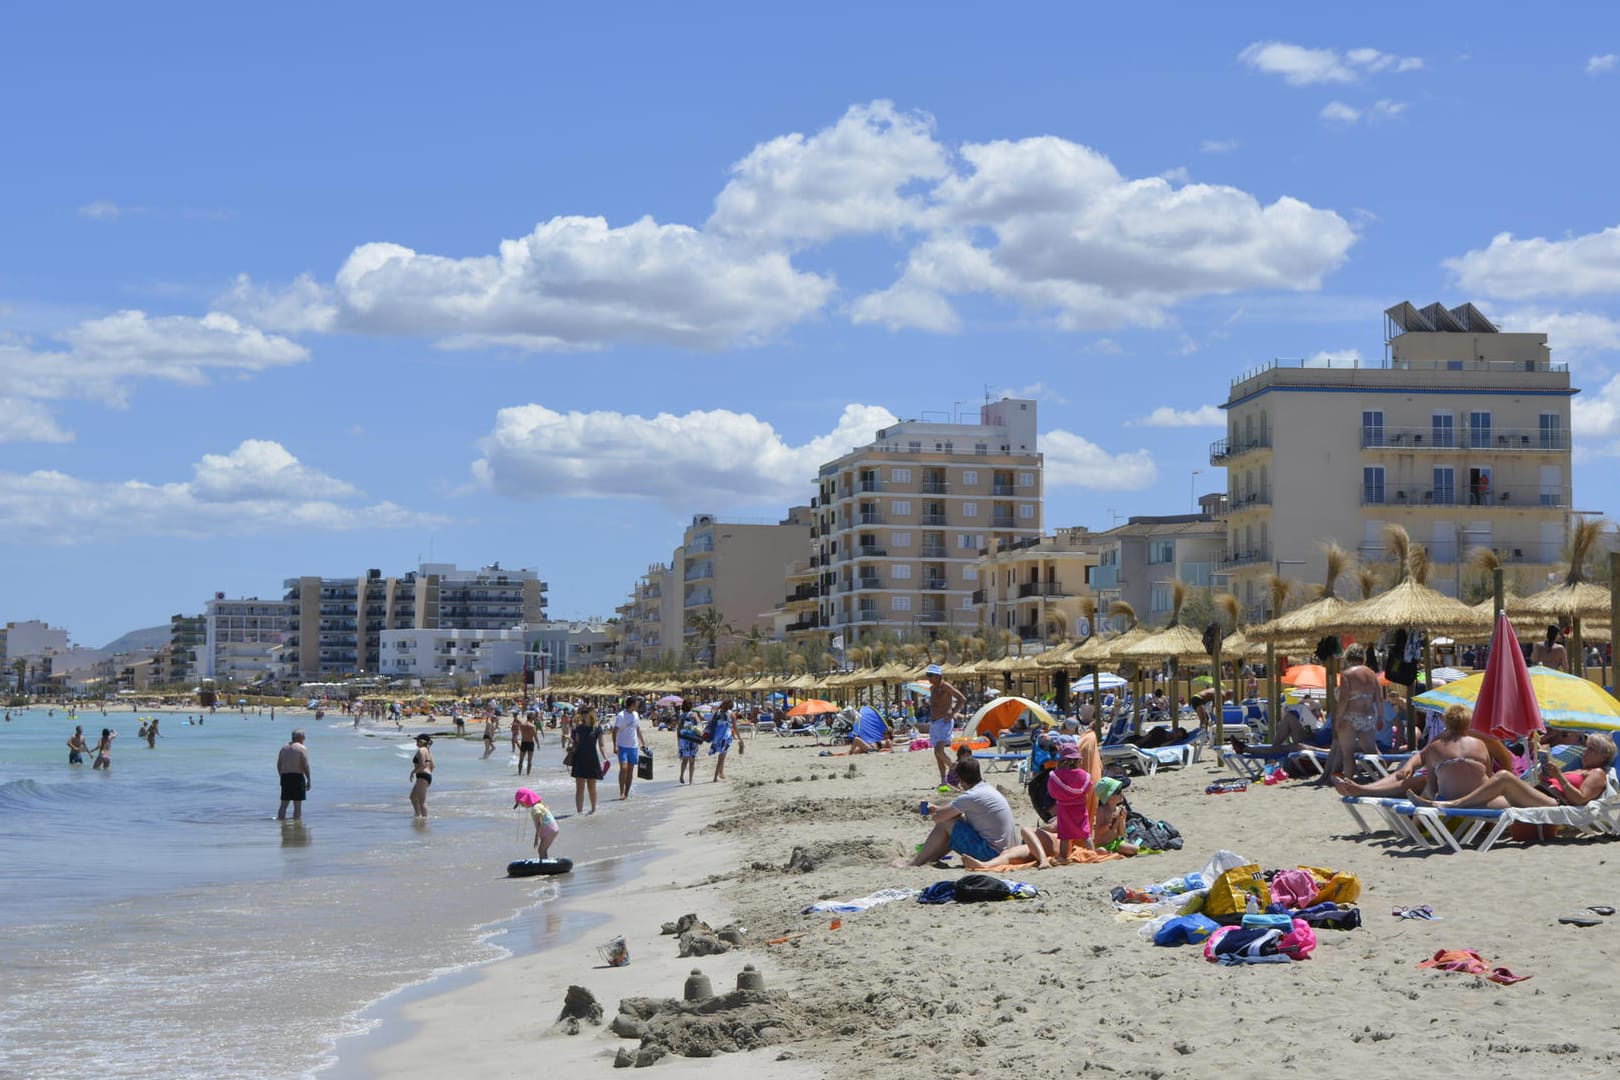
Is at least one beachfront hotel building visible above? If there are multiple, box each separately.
[813,398,1043,643]
[609,512,813,668]
[201,596,292,685]
[972,527,1101,644]
[1087,513,1227,629]
[1213,302,1577,621]
[282,563,548,679]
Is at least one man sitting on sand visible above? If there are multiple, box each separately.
[894,758,1016,868]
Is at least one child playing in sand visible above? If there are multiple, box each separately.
[1044,742,1095,860]
[514,788,559,857]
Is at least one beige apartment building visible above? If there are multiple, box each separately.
[1088,513,1227,629]
[1214,302,1576,621]
[814,398,1043,642]
[612,511,812,668]
[973,527,1100,644]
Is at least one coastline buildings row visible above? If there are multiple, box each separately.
[609,302,1588,667]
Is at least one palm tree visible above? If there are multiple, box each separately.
[686,608,733,668]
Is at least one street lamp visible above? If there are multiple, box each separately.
[1191,469,1202,513]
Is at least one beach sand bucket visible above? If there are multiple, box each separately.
[597,936,630,967]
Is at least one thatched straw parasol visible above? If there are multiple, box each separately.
[1515,519,1613,677]
[1323,538,1492,640]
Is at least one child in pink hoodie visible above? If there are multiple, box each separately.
[1045,742,1095,861]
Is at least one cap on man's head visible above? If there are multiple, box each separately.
[925,664,943,676]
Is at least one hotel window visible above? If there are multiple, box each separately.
[962,502,978,517]
[890,500,911,515]
[963,566,977,581]
[1432,412,1455,448]
[1018,472,1034,487]
[1469,411,1492,449]
[962,595,975,610]
[891,564,912,579]
[962,470,978,485]
[1432,467,1455,506]
[908,441,922,452]
[959,534,983,550]
[1018,504,1035,519]
[1361,410,1384,448]
[1539,413,1561,450]
[891,532,911,547]
[975,442,988,455]
[890,467,911,483]
[1363,466,1386,505]
[892,595,912,612]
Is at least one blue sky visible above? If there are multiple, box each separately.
[4,2,1619,646]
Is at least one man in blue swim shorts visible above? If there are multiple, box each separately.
[894,758,1017,867]
[924,664,968,784]
[613,696,647,801]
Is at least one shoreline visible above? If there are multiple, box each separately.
[347,756,826,1079]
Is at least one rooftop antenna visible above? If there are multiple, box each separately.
[1106,508,1123,527]
[954,400,969,424]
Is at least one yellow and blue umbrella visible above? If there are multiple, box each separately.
[1413,665,1620,732]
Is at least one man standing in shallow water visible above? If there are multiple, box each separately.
[277,729,311,821]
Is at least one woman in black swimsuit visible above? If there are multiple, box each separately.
[568,705,608,815]
[409,734,434,818]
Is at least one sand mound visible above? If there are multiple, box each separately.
[610,989,809,1064]
[781,838,891,874]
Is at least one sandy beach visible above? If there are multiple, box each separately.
[357,730,1620,1080]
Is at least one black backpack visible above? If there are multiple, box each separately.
[953,873,1013,903]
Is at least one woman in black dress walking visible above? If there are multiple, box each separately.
[569,704,609,815]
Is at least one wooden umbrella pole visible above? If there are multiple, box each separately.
[1266,643,1280,743]
[1212,639,1224,746]
[1610,552,1620,686]
[1571,615,1586,685]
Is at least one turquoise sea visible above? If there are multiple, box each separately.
[0,707,667,1079]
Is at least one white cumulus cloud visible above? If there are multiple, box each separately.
[1493,307,1620,357]
[708,101,949,246]
[1446,226,1620,299]
[1304,348,1366,367]
[857,137,1355,332]
[222,101,1355,350]
[0,398,74,443]
[1201,139,1239,154]
[1321,99,1406,125]
[472,403,899,507]
[0,441,442,542]
[79,200,132,220]
[1588,54,1618,75]
[1131,405,1224,428]
[1239,42,1421,86]
[0,311,309,441]
[1041,430,1157,490]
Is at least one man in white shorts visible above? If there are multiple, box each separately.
[924,664,968,784]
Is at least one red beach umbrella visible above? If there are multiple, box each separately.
[1470,613,1545,742]
[1281,664,1327,690]
[785,699,840,718]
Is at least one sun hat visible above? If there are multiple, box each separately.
[925,664,943,676]
[513,788,542,808]
[1096,776,1125,803]
[1058,742,1083,760]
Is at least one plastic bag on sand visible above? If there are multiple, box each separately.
[1201,849,1251,882]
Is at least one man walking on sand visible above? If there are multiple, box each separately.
[277,729,311,821]
[613,696,647,800]
[924,664,968,784]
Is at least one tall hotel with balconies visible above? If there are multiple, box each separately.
[812,398,1043,642]
[1213,302,1576,621]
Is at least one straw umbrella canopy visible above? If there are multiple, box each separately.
[1514,519,1612,677]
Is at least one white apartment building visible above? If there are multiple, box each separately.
[1,620,70,662]
[1088,514,1226,628]
[1214,302,1576,620]
[814,398,1043,642]
[379,627,527,684]
[202,596,291,684]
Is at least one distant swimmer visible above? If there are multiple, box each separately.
[276,729,311,821]
[67,726,88,765]
[92,728,116,770]
[146,717,160,748]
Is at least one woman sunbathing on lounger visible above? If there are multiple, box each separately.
[1414,732,1615,810]
[1334,705,1505,801]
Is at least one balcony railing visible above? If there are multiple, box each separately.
[1361,427,1569,451]
[1017,582,1068,598]
[1219,492,1272,516]
[919,544,948,558]
[992,515,1017,528]
[858,479,882,493]
[920,513,948,526]
[858,545,887,558]
[1217,546,1274,571]
[859,511,885,525]
[857,576,883,591]
[971,589,986,604]
[922,578,949,590]
[1208,434,1272,464]
[992,483,1015,496]
[920,480,948,494]
[917,611,947,624]
[1362,484,1570,508]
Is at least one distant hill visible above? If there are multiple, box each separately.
[100,625,172,654]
